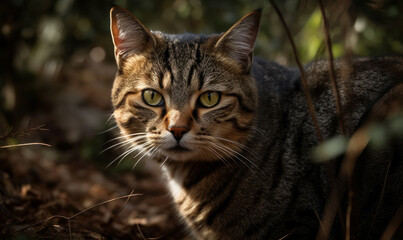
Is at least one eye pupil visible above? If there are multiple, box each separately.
[142,89,164,106]
[199,91,220,108]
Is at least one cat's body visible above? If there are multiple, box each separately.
[164,57,403,239]
[109,7,403,239]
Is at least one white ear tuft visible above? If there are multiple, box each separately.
[215,9,261,72]
[110,7,155,62]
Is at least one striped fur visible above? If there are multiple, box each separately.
[110,6,403,240]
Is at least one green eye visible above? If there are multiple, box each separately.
[199,91,221,108]
[142,89,164,106]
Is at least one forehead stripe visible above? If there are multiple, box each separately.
[162,45,173,89]
[187,64,196,86]
[187,44,201,86]
[198,71,205,90]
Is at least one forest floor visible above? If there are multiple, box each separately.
[0,147,185,240]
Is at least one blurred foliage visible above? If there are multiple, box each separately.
[0,0,402,163]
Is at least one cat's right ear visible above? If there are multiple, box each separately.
[110,6,156,64]
[214,9,261,73]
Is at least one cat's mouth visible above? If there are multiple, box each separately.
[166,145,191,153]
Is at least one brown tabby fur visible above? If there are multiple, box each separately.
[109,6,403,240]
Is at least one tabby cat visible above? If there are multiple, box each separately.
[109,6,403,240]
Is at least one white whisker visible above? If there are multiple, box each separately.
[97,125,119,135]
[105,141,150,169]
[160,156,169,168]
[104,132,147,144]
[132,146,155,170]
[208,140,265,175]
[201,145,232,169]
[100,135,147,154]
[214,136,261,159]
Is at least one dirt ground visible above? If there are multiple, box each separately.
[0,146,187,240]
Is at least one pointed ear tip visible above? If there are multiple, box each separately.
[110,6,128,16]
[110,6,120,17]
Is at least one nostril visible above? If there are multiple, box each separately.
[168,126,189,141]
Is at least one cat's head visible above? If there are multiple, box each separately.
[110,6,261,162]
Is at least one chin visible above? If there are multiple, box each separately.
[162,149,198,161]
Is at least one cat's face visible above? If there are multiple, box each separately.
[110,7,261,162]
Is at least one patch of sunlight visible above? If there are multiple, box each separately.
[298,9,323,62]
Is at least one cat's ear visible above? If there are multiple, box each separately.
[110,6,156,63]
[215,9,261,72]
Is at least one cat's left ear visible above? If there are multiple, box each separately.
[215,9,261,73]
[110,6,156,64]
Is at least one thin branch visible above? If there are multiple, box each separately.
[317,0,345,136]
[269,0,324,142]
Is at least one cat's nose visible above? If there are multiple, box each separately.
[168,126,189,141]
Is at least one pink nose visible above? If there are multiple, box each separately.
[168,126,189,141]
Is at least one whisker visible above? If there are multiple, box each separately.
[104,132,147,144]
[213,136,261,159]
[160,156,169,168]
[97,125,119,135]
[209,140,265,175]
[105,141,149,169]
[132,146,156,170]
[106,113,115,124]
[100,135,147,154]
[116,142,152,167]
[207,142,246,170]
[201,144,232,169]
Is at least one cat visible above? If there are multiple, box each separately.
[109,6,403,240]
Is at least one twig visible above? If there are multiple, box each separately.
[18,193,141,238]
[269,0,324,142]
[117,189,136,214]
[69,193,141,219]
[0,143,51,148]
[317,0,345,136]
[137,223,148,240]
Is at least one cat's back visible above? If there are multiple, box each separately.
[250,56,403,239]
[253,56,403,138]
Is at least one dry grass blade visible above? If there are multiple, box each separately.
[316,124,370,240]
[269,0,324,142]
[0,143,51,148]
[317,0,345,135]
[137,223,148,240]
[18,193,141,239]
